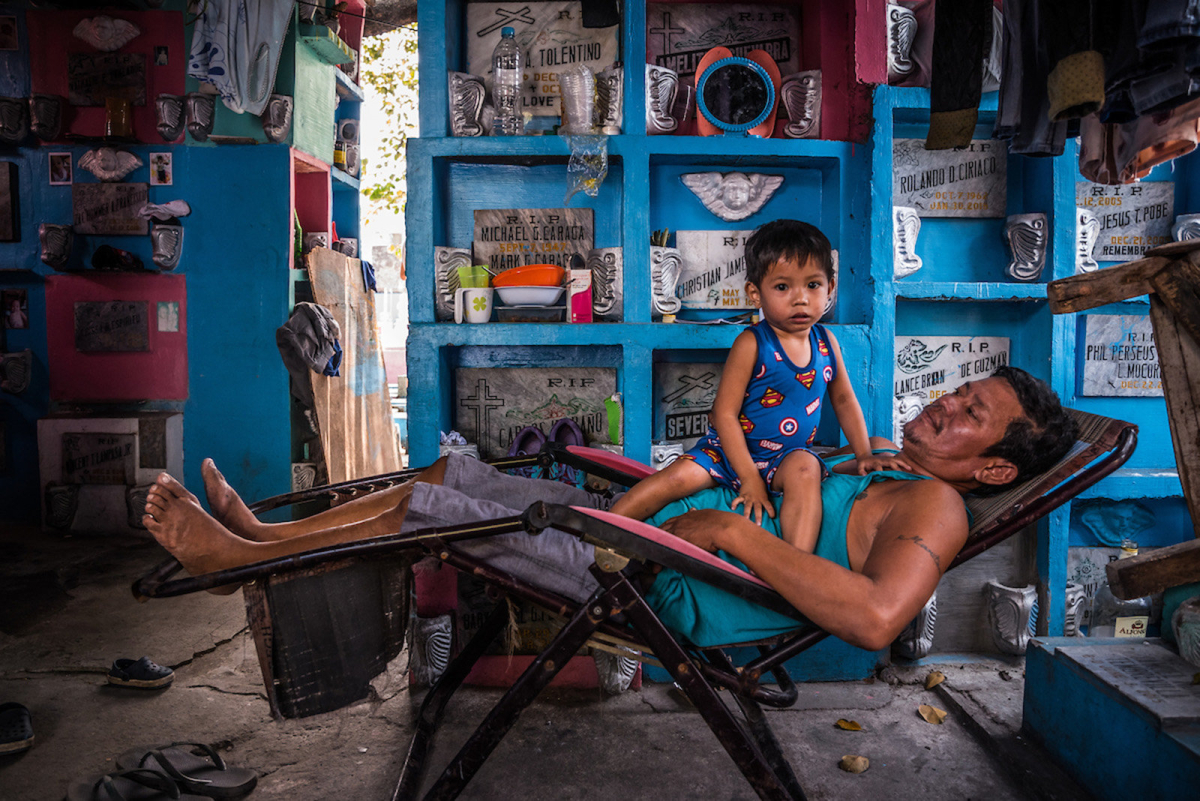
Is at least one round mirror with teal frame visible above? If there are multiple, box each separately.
[696,56,775,136]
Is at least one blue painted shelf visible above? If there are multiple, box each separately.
[1077,469,1183,501]
[332,167,360,190]
[334,67,365,101]
[893,282,1048,301]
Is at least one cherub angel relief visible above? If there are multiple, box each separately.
[680,172,784,222]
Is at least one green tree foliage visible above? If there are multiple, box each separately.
[359,26,419,229]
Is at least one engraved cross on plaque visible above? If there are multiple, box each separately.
[459,378,506,436]
[649,12,684,55]
[478,5,537,36]
[663,371,717,403]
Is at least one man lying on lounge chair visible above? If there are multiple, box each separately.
[142,366,1076,651]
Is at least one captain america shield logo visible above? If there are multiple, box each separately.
[778,417,799,436]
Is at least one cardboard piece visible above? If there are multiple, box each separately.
[306,248,401,484]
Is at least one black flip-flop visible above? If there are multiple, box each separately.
[65,768,208,801]
[107,657,175,689]
[0,702,33,755]
[117,743,257,799]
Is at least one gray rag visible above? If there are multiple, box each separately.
[276,302,341,407]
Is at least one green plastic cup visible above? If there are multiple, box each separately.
[458,264,491,288]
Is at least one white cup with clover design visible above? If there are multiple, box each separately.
[454,287,494,324]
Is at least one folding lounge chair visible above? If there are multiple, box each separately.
[134,410,1136,800]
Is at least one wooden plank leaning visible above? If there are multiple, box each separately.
[1047,240,1200,600]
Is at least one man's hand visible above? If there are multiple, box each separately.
[730,477,774,524]
[854,453,914,475]
[658,508,740,553]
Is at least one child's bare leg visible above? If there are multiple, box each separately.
[771,451,824,553]
[203,456,448,542]
[145,472,414,578]
[609,458,716,522]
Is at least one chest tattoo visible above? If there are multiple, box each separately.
[855,488,869,502]
[897,534,942,573]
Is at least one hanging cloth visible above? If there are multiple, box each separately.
[188,0,295,116]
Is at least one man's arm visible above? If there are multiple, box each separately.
[658,479,968,650]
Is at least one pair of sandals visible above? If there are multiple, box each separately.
[66,743,257,801]
[507,418,586,482]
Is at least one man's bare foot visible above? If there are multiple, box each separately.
[201,458,264,540]
[144,472,258,578]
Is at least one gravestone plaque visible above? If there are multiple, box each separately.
[1081,314,1163,397]
[1074,182,1174,262]
[455,367,616,460]
[892,139,1007,217]
[473,208,593,273]
[893,335,1010,442]
[138,416,167,470]
[74,301,150,352]
[656,362,723,450]
[647,4,801,80]
[61,432,136,484]
[674,230,839,312]
[73,183,150,235]
[1067,546,1122,628]
[0,161,17,242]
[68,53,147,106]
[1060,642,1200,723]
[676,230,754,309]
[466,2,620,117]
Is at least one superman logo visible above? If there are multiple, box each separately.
[739,414,754,434]
[796,369,816,389]
[807,428,817,444]
[701,447,723,464]
[817,338,829,356]
[759,388,785,408]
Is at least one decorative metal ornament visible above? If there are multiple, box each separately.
[1172,212,1200,241]
[126,484,152,529]
[260,94,293,143]
[344,144,360,177]
[645,64,679,135]
[594,64,624,135]
[651,440,685,471]
[983,581,1038,656]
[44,483,80,530]
[780,71,821,139]
[448,72,486,137]
[681,172,784,222]
[670,82,696,127]
[29,94,64,141]
[593,646,638,695]
[893,206,923,279]
[0,349,32,395]
[292,462,318,492]
[411,613,453,686]
[186,92,216,142]
[1063,582,1087,637]
[1003,213,1048,281]
[650,246,683,316]
[150,222,183,270]
[0,96,30,145]
[434,246,472,322]
[73,16,141,52]
[155,94,185,141]
[39,223,74,269]
[887,3,918,82]
[1078,499,1155,547]
[1076,207,1101,274]
[587,246,623,320]
[79,147,142,182]
[894,590,937,660]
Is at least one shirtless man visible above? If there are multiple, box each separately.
[143,367,1076,651]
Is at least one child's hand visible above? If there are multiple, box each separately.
[855,453,914,475]
[730,479,775,525]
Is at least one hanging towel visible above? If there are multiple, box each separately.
[276,302,342,406]
[188,0,294,116]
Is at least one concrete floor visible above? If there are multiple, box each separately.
[0,525,1091,800]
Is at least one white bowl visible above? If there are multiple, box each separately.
[495,285,565,306]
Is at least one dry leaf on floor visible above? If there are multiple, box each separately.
[839,755,870,774]
[924,670,945,689]
[918,704,947,724]
[834,719,862,731]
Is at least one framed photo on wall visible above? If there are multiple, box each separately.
[49,152,72,185]
[149,152,172,186]
[3,288,29,329]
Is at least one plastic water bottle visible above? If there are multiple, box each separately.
[491,26,525,135]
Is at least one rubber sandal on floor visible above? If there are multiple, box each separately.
[107,657,174,689]
[0,702,33,755]
[65,768,208,801]
[117,743,257,799]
